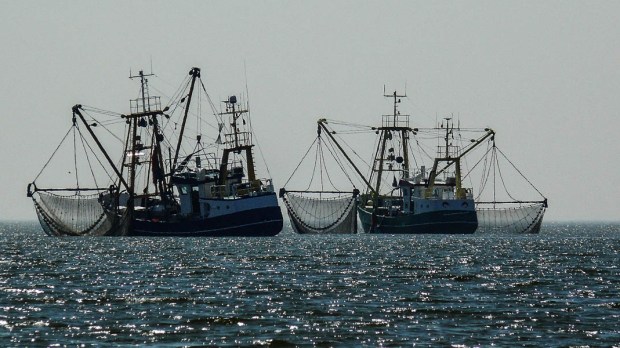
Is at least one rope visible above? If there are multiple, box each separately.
[318,136,346,191]
[323,134,356,186]
[199,77,221,126]
[475,142,494,201]
[80,109,125,143]
[33,126,73,183]
[462,143,494,182]
[282,137,319,188]
[496,146,546,199]
[495,151,518,201]
[77,127,100,189]
[307,138,321,191]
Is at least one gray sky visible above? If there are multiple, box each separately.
[2,0,619,222]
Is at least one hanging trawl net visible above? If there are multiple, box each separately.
[282,192,358,234]
[476,202,546,234]
[32,191,130,236]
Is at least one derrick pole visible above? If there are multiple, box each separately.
[427,127,495,194]
[317,119,376,194]
[72,105,132,196]
[172,67,201,173]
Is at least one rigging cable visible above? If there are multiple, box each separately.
[322,133,357,187]
[495,146,546,199]
[282,137,319,188]
[81,110,125,144]
[495,150,517,201]
[318,136,341,191]
[461,141,494,181]
[307,137,321,191]
[478,141,492,198]
[243,91,273,181]
[77,127,100,189]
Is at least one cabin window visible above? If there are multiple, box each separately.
[181,187,189,195]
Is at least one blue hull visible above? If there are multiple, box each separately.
[130,206,283,237]
[358,207,477,234]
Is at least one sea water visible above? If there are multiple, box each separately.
[1,221,619,347]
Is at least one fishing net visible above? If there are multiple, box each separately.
[476,202,546,234]
[32,190,130,236]
[282,192,358,234]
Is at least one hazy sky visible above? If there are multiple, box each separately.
[2,1,619,222]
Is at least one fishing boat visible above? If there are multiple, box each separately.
[27,67,283,236]
[282,90,547,234]
[356,107,484,233]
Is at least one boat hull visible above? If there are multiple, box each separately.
[130,193,283,237]
[358,206,478,234]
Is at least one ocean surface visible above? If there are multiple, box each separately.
[1,221,619,347]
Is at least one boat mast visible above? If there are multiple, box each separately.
[150,109,166,195]
[374,126,388,196]
[218,96,256,185]
[230,96,241,149]
[371,90,408,196]
[127,70,154,199]
[129,104,138,198]
[443,117,452,158]
[124,69,174,202]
